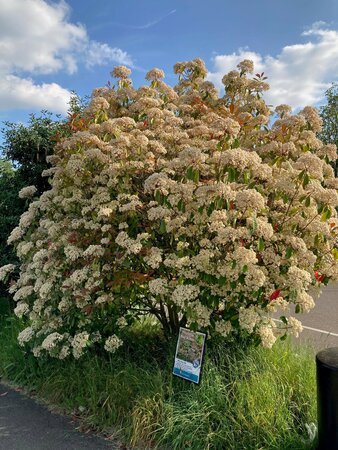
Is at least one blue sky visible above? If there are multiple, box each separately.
[1,0,338,127]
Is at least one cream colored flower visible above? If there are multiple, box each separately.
[19,185,37,199]
[111,66,131,79]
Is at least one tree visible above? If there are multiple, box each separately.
[2,60,338,359]
[319,83,338,176]
[1,112,65,194]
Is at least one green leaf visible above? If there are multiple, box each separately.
[305,196,311,207]
[186,166,194,180]
[295,304,301,314]
[227,166,237,182]
[251,216,257,235]
[281,193,289,204]
[285,247,294,259]
[155,190,162,204]
[217,276,227,286]
[332,248,338,260]
[317,202,324,214]
[177,199,185,212]
[159,220,166,234]
[321,207,332,222]
[215,196,224,209]
[302,172,310,188]
[274,156,284,167]
[192,168,199,183]
[280,316,288,325]
[257,238,265,252]
[190,322,198,332]
[290,207,299,216]
[238,273,246,284]
[243,171,251,184]
[314,234,321,246]
[232,138,240,148]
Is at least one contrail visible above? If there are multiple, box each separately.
[92,9,177,31]
[133,9,177,30]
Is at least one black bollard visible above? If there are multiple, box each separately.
[316,347,338,450]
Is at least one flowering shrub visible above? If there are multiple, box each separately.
[2,59,338,358]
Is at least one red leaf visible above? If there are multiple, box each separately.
[269,289,281,301]
[314,271,325,283]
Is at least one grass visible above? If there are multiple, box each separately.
[0,315,317,449]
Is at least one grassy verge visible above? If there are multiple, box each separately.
[0,316,317,449]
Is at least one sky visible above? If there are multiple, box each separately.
[0,0,338,127]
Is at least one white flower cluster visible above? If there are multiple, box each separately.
[64,245,83,261]
[215,320,232,337]
[18,185,37,199]
[288,317,303,338]
[144,247,162,269]
[258,324,277,349]
[115,231,149,255]
[171,285,200,308]
[83,245,105,258]
[0,264,15,282]
[149,278,168,296]
[14,302,29,318]
[41,332,64,351]
[104,335,123,353]
[18,327,35,346]
[13,285,34,302]
[71,332,90,359]
[239,306,259,333]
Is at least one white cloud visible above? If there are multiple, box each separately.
[0,75,72,113]
[85,42,133,69]
[0,0,133,114]
[207,23,338,110]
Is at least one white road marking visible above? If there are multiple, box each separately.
[274,319,338,337]
[301,325,338,337]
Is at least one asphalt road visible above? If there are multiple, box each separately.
[0,385,118,450]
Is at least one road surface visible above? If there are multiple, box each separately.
[0,385,119,450]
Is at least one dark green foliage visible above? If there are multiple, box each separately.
[0,160,26,307]
[0,161,25,263]
[1,111,63,193]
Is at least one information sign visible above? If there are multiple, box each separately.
[173,327,206,384]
